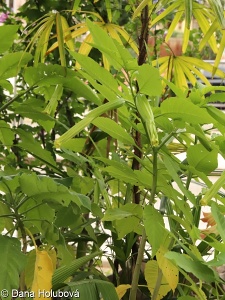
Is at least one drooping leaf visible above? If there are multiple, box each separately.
[145,260,171,300]
[31,249,53,300]
[0,236,26,299]
[116,284,131,300]
[156,246,179,292]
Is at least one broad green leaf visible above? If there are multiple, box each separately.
[213,30,225,75]
[0,236,26,299]
[70,51,119,93]
[160,98,214,124]
[0,25,18,53]
[165,252,216,282]
[0,52,32,80]
[86,20,137,71]
[103,166,139,185]
[25,249,36,289]
[92,117,135,145]
[144,206,166,256]
[61,138,86,152]
[136,64,162,97]
[187,144,218,174]
[55,99,125,148]
[16,128,57,170]
[67,279,119,300]
[145,260,171,300]
[114,204,143,238]
[31,249,53,300]
[0,120,14,147]
[211,202,225,243]
[156,246,179,292]
[24,64,101,106]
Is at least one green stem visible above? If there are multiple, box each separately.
[129,148,158,300]
[151,268,163,300]
[129,229,147,300]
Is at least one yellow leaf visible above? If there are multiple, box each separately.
[116,284,131,299]
[31,249,53,300]
[145,260,171,300]
[156,246,179,292]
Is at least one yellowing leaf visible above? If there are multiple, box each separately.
[156,246,179,292]
[116,284,131,299]
[31,249,53,300]
[145,260,171,300]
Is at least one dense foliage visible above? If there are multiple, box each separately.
[1,1,225,299]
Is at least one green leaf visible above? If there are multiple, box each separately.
[201,170,225,205]
[0,25,18,53]
[55,99,125,148]
[92,117,135,145]
[145,260,171,299]
[136,64,162,96]
[187,144,218,174]
[16,128,58,171]
[102,208,133,221]
[0,52,32,80]
[0,120,14,147]
[144,205,166,256]
[0,236,26,298]
[211,202,225,243]
[67,279,119,300]
[163,153,196,206]
[165,252,216,283]
[160,98,214,124]
[70,51,119,93]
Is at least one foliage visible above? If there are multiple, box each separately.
[1,1,225,300]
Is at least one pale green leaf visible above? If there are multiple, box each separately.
[0,25,18,53]
[211,202,225,243]
[136,64,162,96]
[187,144,218,174]
[92,117,135,145]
